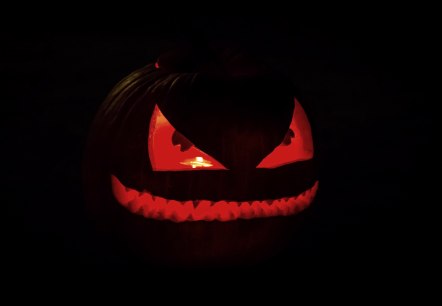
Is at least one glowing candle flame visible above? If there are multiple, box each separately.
[180,156,213,168]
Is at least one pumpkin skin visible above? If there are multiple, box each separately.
[83,47,318,267]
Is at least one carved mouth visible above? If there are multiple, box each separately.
[111,175,318,222]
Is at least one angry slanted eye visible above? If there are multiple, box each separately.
[148,105,227,171]
[149,99,313,171]
[257,99,313,168]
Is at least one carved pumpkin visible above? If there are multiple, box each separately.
[83,46,318,267]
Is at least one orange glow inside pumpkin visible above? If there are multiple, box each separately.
[257,98,313,168]
[180,156,213,168]
[148,98,313,171]
[111,99,317,222]
[148,105,227,171]
[111,175,319,222]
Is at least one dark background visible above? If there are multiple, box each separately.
[3,16,434,279]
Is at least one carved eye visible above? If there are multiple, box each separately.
[148,105,227,171]
[257,99,314,168]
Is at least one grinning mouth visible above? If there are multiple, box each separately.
[111,175,318,222]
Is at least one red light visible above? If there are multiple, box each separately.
[148,105,227,171]
[257,98,313,168]
[111,175,319,222]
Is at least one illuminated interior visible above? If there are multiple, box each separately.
[148,105,227,171]
[113,98,317,222]
[112,175,318,222]
[257,98,314,168]
[148,98,313,171]
[180,156,213,168]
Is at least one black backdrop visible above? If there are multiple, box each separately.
[3,16,434,280]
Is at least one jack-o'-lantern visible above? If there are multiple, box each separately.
[83,46,318,267]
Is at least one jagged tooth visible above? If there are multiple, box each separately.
[145,192,153,202]
[151,195,157,201]
[212,201,230,221]
[169,212,179,223]
[166,200,183,222]
[193,200,211,221]
[292,194,300,205]
[156,210,165,220]
[239,202,251,219]
[250,202,262,218]
[270,201,280,216]
[136,206,144,216]
[259,201,271,217]
[228,202,240,220]
[277,205,286,215]
[269,200,280,214]
[192,200,199,208]
[288,202,297,215]
[142,201,151,217]
[127,200,140,213]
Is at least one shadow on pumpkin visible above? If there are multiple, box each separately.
[83,43,319,268]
